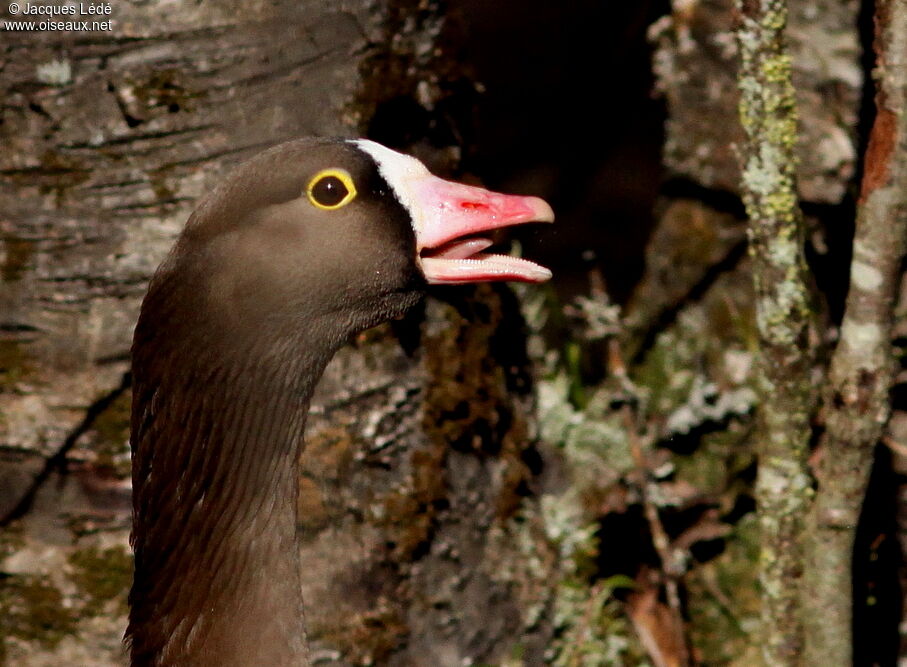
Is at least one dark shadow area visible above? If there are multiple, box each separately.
[363,1,669,303]
[443,0,669,305]
[596,505,659,583]
[853,445,903,667]
[803,199,856,326]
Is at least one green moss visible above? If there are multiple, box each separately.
[374,445,446,561]
[67,545,132,616]
[633,336,692,414]
[421,287,533,518]
[0,575,79,652]
[674,425,754,509]
[89,391,132,477]
[548,578,648,666]
[686,513,761,664]
[0,544,132,659]
[422,290,505,448]
[298,426,360,533]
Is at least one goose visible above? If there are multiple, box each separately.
[126,137,554,665]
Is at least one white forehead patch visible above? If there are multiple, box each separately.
[350,139,430,230]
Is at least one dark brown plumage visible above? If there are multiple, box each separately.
[127,137,552,665]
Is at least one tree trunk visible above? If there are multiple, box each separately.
[735,2,814,663]
[0,2,561,664]
[646,0,863,663]
[803,1,907,663]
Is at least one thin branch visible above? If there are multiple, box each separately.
[803,1,907,663]
[734,1,814,663]
[621,405,690,667]
[607,334,691,667]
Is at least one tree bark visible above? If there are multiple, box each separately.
[0,3,385,662]
[803,2,907,663]
[0,3,561,664]
[734,1,814,663]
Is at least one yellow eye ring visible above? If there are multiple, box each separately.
[306,169,357,210]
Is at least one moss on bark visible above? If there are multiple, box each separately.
[735,1,815,663]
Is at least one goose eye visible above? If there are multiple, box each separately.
[306,169,356,210]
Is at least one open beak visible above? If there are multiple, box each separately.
[411,175,555,285]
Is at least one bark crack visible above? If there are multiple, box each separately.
[0,372,132,528]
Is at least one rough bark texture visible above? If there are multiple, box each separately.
[649,0,862,662]
[803,1,907,663]
[650,0,862,205]
[0,2,562,664]
[651,1,907,664]
[734,2,815,663]
[298,293,559,666]
[2,0,889,664]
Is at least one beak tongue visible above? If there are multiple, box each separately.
[411,175,555,285]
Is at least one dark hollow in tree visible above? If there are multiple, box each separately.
[126,137,554,666]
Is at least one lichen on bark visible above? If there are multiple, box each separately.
[803,1,907,663]
[734,1,815,664]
